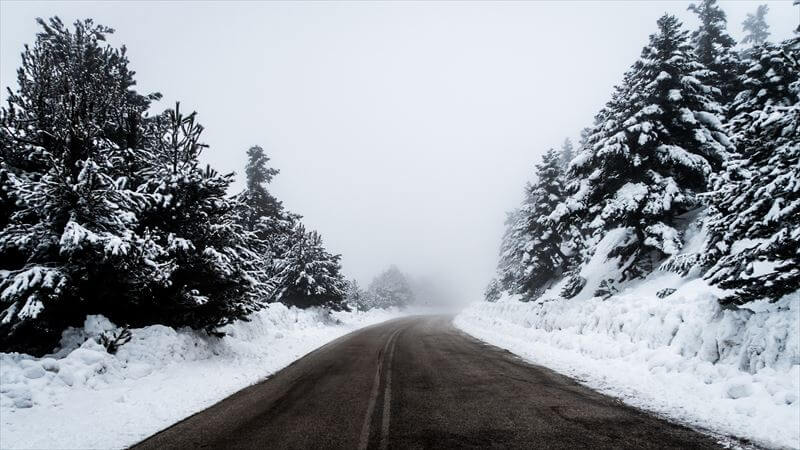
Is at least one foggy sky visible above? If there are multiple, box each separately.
[1,1,797,302]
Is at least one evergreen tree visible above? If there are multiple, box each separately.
[496,149,568,300]
[134,105,265,329]
[796,1,800,34]
[273,224,347,309]
[345,279,369,310]
[367,265,414,308]
[688,0,742,106]
[567,14,731,281]
[0,18,268,351]
[495,209,529,296]
[728,39,798,128]
[560,138,574,168]
[233,145,287,295]
[742,5,770,48]
[703,38,799,306]
[0,18,160,352]
[241,145,282,224]
[484,278,502,302]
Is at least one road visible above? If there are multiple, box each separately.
[133,316,723,449]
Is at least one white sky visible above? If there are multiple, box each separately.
[1,1,797,302]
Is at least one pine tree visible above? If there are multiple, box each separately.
[567,14,731,281]
[0,18,270,351]
[742,5,770,48]
[687,0,742,106]
[560,138,574,168]
[233,145,287,293]
[134,105,264,329]
[703,37,799,306]
[0,18,160,352]
[273,224,347,309]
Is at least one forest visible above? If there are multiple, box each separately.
[0,17,359,354]
[488,2,798,309]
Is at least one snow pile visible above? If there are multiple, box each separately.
[455,276,800,449]
[0,304,401,449]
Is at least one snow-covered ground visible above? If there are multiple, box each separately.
[0,304,402,449]
[456,275,800,449]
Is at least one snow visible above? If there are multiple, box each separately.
[0,304,403,449]
[455,276,800,449]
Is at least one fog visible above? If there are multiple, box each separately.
[1,1,797,303]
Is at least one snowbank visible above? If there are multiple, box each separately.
[0,304,402,449]
[455,276,800,449]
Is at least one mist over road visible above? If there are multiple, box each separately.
[134,316,721,449]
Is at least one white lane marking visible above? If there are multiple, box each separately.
[379,327,401,450]
[358,328,401,450]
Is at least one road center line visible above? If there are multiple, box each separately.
[358,327,401,450]
[379,327,401,450]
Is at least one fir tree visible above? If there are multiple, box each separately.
[687,0,742,106]
[273,224,347,309]
[703,38,799,306]
[496,149,568,300]
[728,39,798,127]
[496,209,529,296]
[567,14,731,281]
[742,5,770,48]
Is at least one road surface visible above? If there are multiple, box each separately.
[134,316,722,449]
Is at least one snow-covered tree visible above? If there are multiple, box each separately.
[345,279,370,310]
[0,18,267,351]
[134,105,265,329]
[728,39,798,127]
[742,5,770,48]
[687,0,742,106]
[560,138,574,168]
[367,265,414,308]
[0,18,160,352]
[496,149,569,300]
[240,146,282,224]
[703,38,799,306]
[484,278,502,302]
[566,14,732,281]
[273,224,347,309]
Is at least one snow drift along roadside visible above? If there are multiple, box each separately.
[455,279,800,449]
[0,304,402,449]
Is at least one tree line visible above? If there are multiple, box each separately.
[0,18,348,353]
[489,1,799,307]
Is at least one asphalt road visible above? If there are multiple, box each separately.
[133,316,723,449]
